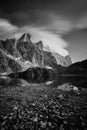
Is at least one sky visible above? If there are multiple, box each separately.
[0,0,87,62]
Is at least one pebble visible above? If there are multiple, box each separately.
[45,95,47,98]
[59,124,64,130]
[63,120,68,125]
[32,103,35,106]
[2,121,6,126]
[13,106,18,110]
[58,94,63,99]
[1,127,5,130]
[13,125,18,130]
[10,113,13,116]
[48,122,52,127]
[3,116,7,120]
[8,116,13,120]
[43,106,47,110]
[33,117,38,122]
[40,121,47,128]
[39,114,43,118]
[73,87,78,91]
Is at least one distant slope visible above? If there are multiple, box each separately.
[62,59,87,76]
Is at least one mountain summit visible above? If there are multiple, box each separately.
[0,33,72,74]
[19,33,31,42]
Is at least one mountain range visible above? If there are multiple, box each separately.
[0,32,87,79]
[0,33,72,74]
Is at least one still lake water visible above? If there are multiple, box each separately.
[0,75,87,90]
[0,76,87,129]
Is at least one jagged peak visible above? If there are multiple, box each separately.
[65,55,71,59]
[35,41,43,50]
[19,33,31,42]
[6,38,16,42]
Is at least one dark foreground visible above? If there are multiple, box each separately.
[0,78,87,130]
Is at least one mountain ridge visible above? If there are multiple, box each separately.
[56,59,87,76]
[0,33,72,74]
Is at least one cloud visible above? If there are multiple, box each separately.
[44,13,74,34]
[2,9,87,58]
[75,14,87,29]
[47,12,87,34]
[12,10,87,35]
[14,26,69,56]
[11,11,74,34]
[0,18,17,39]
[46,12,87,34]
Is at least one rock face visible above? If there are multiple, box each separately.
[0,51,22,74]
[0,33,72,74]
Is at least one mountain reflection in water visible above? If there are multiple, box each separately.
[0,76,87,90]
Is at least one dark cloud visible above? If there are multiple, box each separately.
[0,0,87,26]
[0,18,17,39]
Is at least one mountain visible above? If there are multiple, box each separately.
[0,33,72,74]
[55,59,87,76]
[0,51,22,74]
[64,59,87,75]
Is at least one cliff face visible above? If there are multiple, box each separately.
[0,51,22,74]
[0,33,72,74]
[52,52,72,67]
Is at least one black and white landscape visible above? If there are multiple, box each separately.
[0,0,87,130]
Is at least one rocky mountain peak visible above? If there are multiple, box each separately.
[18,33,31,42]
[35,41,43,50]
[0,32,72,74]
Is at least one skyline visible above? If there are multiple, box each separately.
[0,0,87,62]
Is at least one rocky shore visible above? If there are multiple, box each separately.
[0,83,87,130]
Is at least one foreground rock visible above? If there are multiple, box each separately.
[0,83,87,130]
